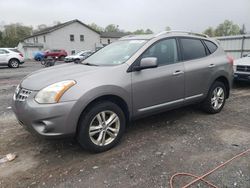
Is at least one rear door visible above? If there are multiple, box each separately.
[132,38,185,115]
[0,49,9,63]
[178,37,214,102]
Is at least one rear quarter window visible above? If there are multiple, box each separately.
[180,38,207,61]
[204,40,218,54]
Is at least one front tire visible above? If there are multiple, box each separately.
[8,59,20,68]
[202,81,226,114]
[77,101,126,153]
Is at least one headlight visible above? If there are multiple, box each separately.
[233,65,236,72]
[35,80,76,104]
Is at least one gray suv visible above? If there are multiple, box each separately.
[12,31,233,152]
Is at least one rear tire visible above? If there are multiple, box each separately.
[201,81,226,114]
[77,101,126,153]
[59,56,65,61]
[8,59,20,68]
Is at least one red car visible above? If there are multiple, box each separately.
[44,49,67,60]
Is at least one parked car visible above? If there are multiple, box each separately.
[34,51,45,61]
[64,50,93,63]
[242,53,250,57]
[12,31,233,152]
[234,55,250,82]
[0,48,25,68]
[44,49,67,60]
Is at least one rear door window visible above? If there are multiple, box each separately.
[204,40,218,54]
[0,49,9,54]
[180,38,207,61]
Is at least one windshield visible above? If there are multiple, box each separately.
[83,40,147,66]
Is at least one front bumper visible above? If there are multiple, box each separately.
[12,91,78,138]
[64,58,74,62]
[20,61,25,64]
[234,73,250,82]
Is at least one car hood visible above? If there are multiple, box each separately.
[234,57,250,66]
[21,63,103,90]
[65,55,81,59]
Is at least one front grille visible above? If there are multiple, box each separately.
[15,88,32,102]
[236,65,250,72]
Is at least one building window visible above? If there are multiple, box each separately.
[108,39,111,44]
[70,34,74,41]
[43,35,46,43]
[80,35,84,41]
[35,36,38,43]
[71,50,75,55]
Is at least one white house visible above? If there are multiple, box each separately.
[18,19,102,59]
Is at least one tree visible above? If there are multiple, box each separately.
[53,21,61,26]
[203,27,215,37]
[0,23,32,47]
[104,24,120,32]
[214,20,240,36]
[37,24,47,31]
[165,26,171,31]
[145,29,153,34]
[133,29,145,34]
[132,29,153,34]
[88,23,104,33]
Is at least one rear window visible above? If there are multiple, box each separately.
[180,38,206,61]
[9,49,20,53]
[204,40,218,54]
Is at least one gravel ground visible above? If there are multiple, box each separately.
[0,61,249,188]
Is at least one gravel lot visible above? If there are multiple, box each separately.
[0,61,249,188]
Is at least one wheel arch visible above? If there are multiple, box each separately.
[8,58,20,64]
[76,94,130,135]
[213,76,230,98]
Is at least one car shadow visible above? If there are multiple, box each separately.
[0,66,26,70]
[233,81,250,89]
[36,104,201,155]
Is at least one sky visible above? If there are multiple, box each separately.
[0,0,249,33]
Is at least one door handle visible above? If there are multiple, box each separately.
[173,70,184,75]
[208,64,215,68]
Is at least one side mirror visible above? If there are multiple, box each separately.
[133,57,158,71]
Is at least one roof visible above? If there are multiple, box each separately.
[100,32,127,38]
[20,42,44,48]
[24,19,100,40]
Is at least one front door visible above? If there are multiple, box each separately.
[131,38,185,116]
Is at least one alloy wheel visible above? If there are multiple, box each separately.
[89,111,120,146]
[11,60,19,68]
[211,87,225,110]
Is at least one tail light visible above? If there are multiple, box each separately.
[19,53,23,57]
[227,55,234,65]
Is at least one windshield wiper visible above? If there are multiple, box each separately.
[80,62,98,66]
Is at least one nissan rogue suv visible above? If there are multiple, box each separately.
[12,31,233,152]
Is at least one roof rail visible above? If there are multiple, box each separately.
[155,30,209,38]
